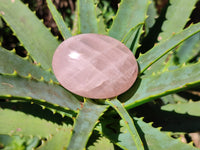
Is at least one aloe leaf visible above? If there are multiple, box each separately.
[0,100,75,125]
[98,117,198,149]
[142,54,169,76]
[106,99,144,150]
[171,94,189,103]
[67,99,108,150]
[161,101,200,117]
[108,0,148,53]
[161,94,188,105]
[95,6,107,34]
[176,32,200,64]
[109,0,148,41]
[0,0,60,70]
[46,0,72,40]
[0,135,39,150]
[1,99,75,119]
[121,24,142,45]
[145,0,157,36]
[142,0,197,74]
[71,2,79,35]
[132,102,200,132]
[119,61,200,110]
[149,0,198,72]
[97,16,107,35]
[87,136,114,150]
[123,24,143,54]
[143,50,180,77]
[38,129,71,150]
[96,116,132,149]
[77,0,98,33]
[158,0,197,41]
[138,22,200,73]
[0,74,79,111]
[0,46,57,82]
[0,108,71,138]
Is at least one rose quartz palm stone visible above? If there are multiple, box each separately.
[52,33,138,99]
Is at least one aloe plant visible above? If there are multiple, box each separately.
[0,0,200,149]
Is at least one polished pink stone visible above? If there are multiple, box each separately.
[52,33,138,99]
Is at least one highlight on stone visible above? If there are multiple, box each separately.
[52,33,138,99]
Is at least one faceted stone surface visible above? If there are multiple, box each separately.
[52,33,138,99]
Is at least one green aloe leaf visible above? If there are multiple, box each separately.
[108,0,148,54]
[97,117,198,149]
[146,0,198,74]
[0,108,72,138]
[106,99,144,150]
[123,24,143,54]
[176,32,200,64]
[138,22,200,73]
[141,54,169,77]
[78,0,98,33]
[46,0,72,40]
[143,0,197,75]
[0,74,79,111]
[145,0,157,35]
[67,99,108,150]
[119,61,200,110]
[158,0,197,41]
[161,94,188,105]
[71,2,79,35]
[0,135,39,150]
[161,100,200,117]
[37,129,71,150]
[87,136,114,150]
[0,100,75,125]
[95,6,107,34]
[0,46,57,82]
[109,0,148,41]
[0,0,59,70]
